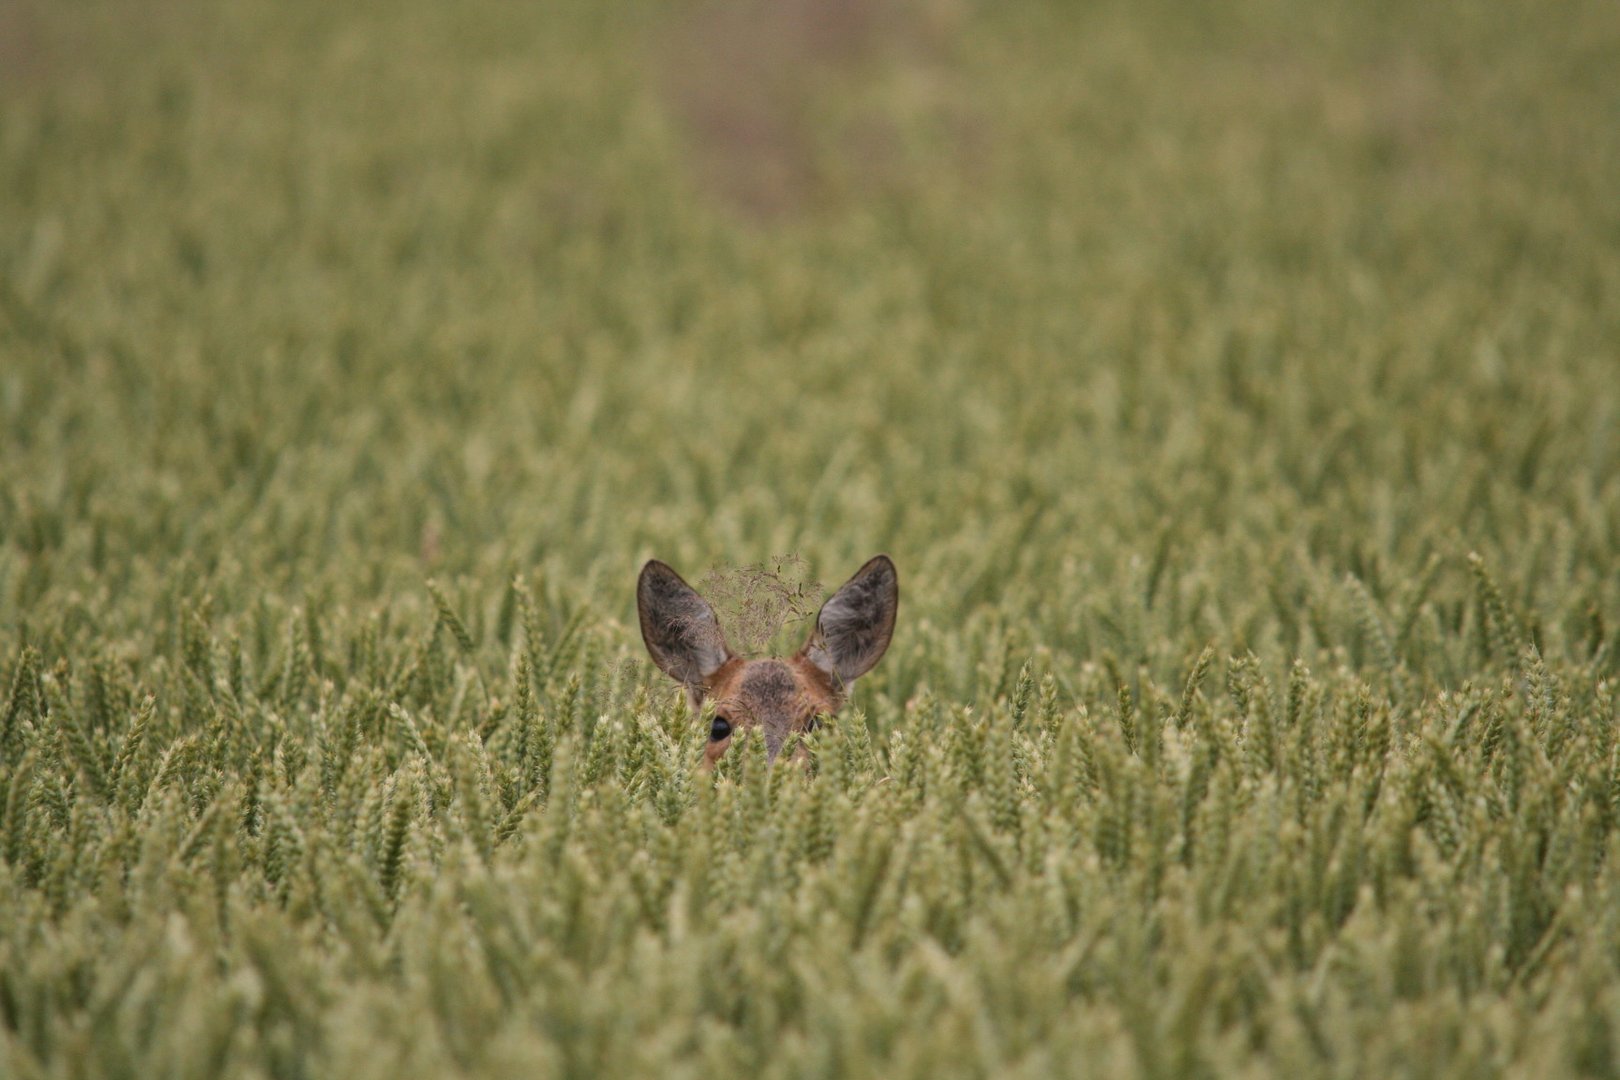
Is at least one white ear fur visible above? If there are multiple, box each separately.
[803,555,898,685]
[638,561,732,688]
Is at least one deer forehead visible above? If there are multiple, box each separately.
[712,658,840,719]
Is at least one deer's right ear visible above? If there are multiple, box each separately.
[638,560,732,689]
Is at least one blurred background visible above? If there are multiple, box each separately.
[1,0,1616,671]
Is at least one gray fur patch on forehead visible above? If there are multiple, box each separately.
[740,659,799,701]
[735,660,802,762]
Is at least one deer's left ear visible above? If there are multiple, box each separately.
[802,555,898,686]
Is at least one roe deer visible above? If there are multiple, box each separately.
[637,555,898,766]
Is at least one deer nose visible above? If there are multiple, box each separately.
[763,726,785,763]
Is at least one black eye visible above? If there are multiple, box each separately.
[710,716,732,742]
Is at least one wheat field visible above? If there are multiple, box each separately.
[2,0,1619,1076]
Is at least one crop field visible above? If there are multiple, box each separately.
[3,0,1620,1075]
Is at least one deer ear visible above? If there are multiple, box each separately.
[803,555,898,685]
[638,561,732,688]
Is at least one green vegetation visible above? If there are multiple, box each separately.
[3,0,1619,1074]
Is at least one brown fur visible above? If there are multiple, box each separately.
[638,555,898,767]
[699,655,845,768]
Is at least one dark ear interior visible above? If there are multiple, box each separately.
[803,555,898,685]
[638,560,732,687]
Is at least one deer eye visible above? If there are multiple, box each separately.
[710,716,733,742]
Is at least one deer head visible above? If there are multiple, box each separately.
[637,555,898,766]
